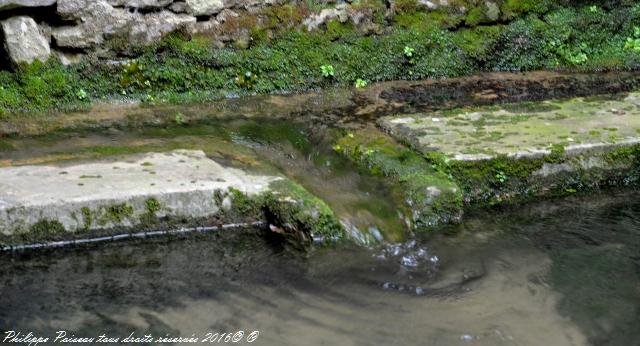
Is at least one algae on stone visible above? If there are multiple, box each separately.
[381,93,640,206]
[334,127,462,230]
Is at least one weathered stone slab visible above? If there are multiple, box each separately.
[0,150,279,237]
[380,92,640,161]
[129,11,196,44]
[0,0,55,11]
[378,92,640,206]
[186,0,223,16]
[1,16,50,65]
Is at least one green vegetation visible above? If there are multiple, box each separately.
[28,219,65,241]
[421,142,640,206]
[0,1,638,113]
[320,64,335,78]
[335,130,462,229]
[103,203,134,224]
[625,26,640,53]
[145,198,161,214]
[227,181,344,244]
[354,79,368,88]
[81,207,93,231]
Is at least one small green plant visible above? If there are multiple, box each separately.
[545,143,566,163]
[403,46,415,58]
[355,78,368,88]
[403,46,416,67]
[588,5,598,13]
[625,27,640,52]
[174,112,184,125]
[560,43,589,65]
[234,71,258,89]
[76,88,87,100]
[120,60,146,89]
[495,171,508,183]
[145,198,161,214]
[81,207,93,231]
[320,64,335,78]
[568,52,588,65]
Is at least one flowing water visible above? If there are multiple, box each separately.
[1,191,639,346]
[0,116,409,242]
[1,88,640,345]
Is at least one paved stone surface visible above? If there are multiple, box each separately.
[0,150,280,236]
[380,92,640,161]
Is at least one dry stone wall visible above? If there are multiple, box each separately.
[0,0,457,66]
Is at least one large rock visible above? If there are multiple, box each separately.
[54,0,135,48]
[55,0,198,49]
[56,0,86,19]
[186,0,223,16]
[1,16,50,65]
[52,25,103,48]
[129,10,196,44]
[303,5,349,31]
[0,0,55,11]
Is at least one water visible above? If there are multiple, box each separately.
[2,82,640,345]
[0,117,409,242]
[1,191,639,346]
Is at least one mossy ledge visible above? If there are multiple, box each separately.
[334,127,463,230]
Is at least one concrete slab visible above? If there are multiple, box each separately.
[380,92,640,161]
[0,150,280,238]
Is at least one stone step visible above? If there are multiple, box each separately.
[0,149,342,246]
[375,92,640,205]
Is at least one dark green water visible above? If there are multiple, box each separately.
[1,191,639,346]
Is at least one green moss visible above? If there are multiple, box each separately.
[501,0,549,19]
[267,179,344,239]
[465,7,486,27]
[0,139,14,151]
[99,203,134,225]
[79,175,102,179]
[335,130,463,229]
[545,143,566,163]
[145,198,161,214]
[28,219,65,241]
[227,183,344,242]
[80,207,93,231]
[426,141,640,206]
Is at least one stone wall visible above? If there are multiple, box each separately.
[0,0,459,66]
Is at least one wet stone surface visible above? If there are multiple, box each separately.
[0,150,279,238]
[380,92,640,160]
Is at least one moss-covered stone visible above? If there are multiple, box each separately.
[334,128,463,230]
[27,219,66,242]
[227,181,344,245]
[80,207,93,232]
[424,144,640,206]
